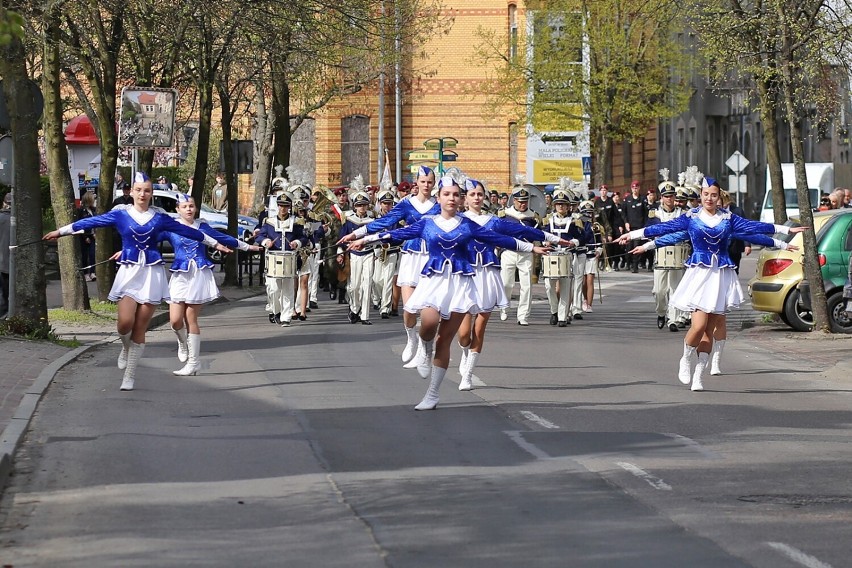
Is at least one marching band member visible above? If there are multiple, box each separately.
[293,186,326,320]
[163,194,261,376]
[347,175,552,410]
[457,179,570,390]
[648,169,689,332]
[338,166,439,363]
[618,178,807,391]
[257,191,310,327]
[570,199,603,320]
[43,173,230,391]
[498,186,542,326]
[371,189,402,319]
[542,185,590,327]
[338,186,376,324]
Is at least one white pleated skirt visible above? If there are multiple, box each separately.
[472,264,508,313]
[168,263,220,305]
[109,263,169,304]
[404,266,481,319]
[670,264,743,315]
[396,251,429,287]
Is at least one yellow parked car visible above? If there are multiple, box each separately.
[748,209,852,331]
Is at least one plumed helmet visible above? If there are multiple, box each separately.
[578,199,595,213]
[377,189,396,203]
[551,188,572,204]
[276,191,294,206]
[511,187,531,201]
[351,190,371,206]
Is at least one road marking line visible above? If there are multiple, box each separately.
[505,431,551,459]
[519,411,560,429]
[616,461,672,491]
[766,542,834,568]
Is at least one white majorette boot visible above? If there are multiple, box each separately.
[459,351,479,391]
[710,339,726,376]
[402,325,418,363]
[174,334,200,376]
[173,326,189,363]
[120,342,145,391]
[691,352,708,391]
[117,332,132,370]
[458,343,469,377]
[416,340,434,379]
[403,337,426,369]
[415,366,447,410]
[678,342,697,385]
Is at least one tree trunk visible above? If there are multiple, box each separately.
[217,82,239,287]
[0,30,47,322]
[776,18,829,332]
[43,11,90,311]
[271,67,291,169]
[252,85,275,214]
[756,78,787,224]
[591,125,609,189]
[192,83,215,206]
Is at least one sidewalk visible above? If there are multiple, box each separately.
[0,271,265,487]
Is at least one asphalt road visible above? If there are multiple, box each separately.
[1,258,850,567]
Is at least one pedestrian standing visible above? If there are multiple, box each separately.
[0,193,11,319]
[77,191,98,281]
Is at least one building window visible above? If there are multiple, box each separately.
[509,4,518,62]
[509,122,518,184]
[341,115,370,184]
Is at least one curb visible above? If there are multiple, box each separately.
[0,343,98,490]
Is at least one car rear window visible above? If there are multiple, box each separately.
[775,219,800,244]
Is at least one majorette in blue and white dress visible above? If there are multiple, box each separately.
[351,195,440,287]
[59,205,219,304]
[163,220,249,305]
[629,208,789,314]
[462,210,562,312]
[363,214,535,318]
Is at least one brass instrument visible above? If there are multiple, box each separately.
[592,221,606,303]
[309,185,342,225]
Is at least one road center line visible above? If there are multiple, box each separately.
[616,461,672,491]
[519,411,560,429]
[504,431,551,459]
[766,542,834,568]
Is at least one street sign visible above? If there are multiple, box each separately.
[582,156,592,176]
[725,151,750,174]
[408,151,438,161]
[728,174,747,193]
[441,154,456,162]
[423,137,458,150]
[409,163,437,173]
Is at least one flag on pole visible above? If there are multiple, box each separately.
[380,149,393,190]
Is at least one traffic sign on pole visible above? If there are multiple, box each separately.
[725,151,749,173]
[408,151,438,161]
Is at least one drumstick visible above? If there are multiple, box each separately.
[8,238,46,250]
[79,258,115,271]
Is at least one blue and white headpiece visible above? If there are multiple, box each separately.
[464,178,480,192]
[176,193,193,203]
[417,166,434,178]
[134,172,150,183]
[437,175,458,189]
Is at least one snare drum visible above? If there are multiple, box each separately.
[655,244,689,269]
[541,251,573,279]
[265,250,296,278]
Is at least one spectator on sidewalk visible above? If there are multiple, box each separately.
[77,191,98,281]
[0,193,10,319]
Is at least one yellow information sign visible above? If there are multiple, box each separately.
[408,151,438,161]
[532,159,584,184]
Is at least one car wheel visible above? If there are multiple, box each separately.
[782,289,814,332]
[827,290,852,334]
[208,247,224,263]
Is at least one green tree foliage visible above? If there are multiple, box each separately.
[472,0,693,185]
